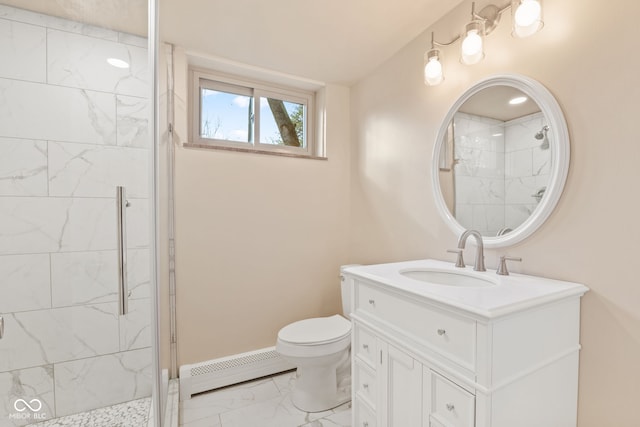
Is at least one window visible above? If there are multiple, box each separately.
[191,70,316,157]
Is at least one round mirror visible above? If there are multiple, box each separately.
[432,74,569,248]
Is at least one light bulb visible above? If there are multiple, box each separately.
[424,56,443,86]
[462,30,482,56]
[461,28,484,64]
[515,0,540,26]
[513,0,543,37]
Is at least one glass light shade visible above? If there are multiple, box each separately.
[512,0,543,37]
[424,50,444,86]
[460,21,485,65]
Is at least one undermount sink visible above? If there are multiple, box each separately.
[400,268,496,287]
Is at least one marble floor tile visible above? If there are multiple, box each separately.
[179,377,280,425]
[219,394,331,427]
[300,402,352,427]
[181,415,221,427]
[179,372,352,427]
[272,370,295,394]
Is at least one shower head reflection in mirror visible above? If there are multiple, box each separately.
[535,125,550,149]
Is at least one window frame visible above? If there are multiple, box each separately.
[190,69,315,157]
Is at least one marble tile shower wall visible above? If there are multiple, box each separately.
[453,112,550,236]
[504,113,550,231]
[0,5,151,425]
[454,113,506,235]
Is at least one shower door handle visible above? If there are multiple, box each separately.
[116,186,130,316]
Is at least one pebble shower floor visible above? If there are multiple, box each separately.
[29,398,150,427]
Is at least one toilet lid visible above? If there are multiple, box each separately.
[278,315,351,345]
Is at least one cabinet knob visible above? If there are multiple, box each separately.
[437,328,446,336]
[362,344,369,350]
[368,299,375,306]
[363,422,369,427]
[446,403,455,412]
[363,383,369,389]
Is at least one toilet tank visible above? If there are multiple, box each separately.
[339,265,360,319]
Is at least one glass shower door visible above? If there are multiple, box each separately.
[0,2,159,425]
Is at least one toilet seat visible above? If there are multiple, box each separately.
[276,315,352,359]
[278,315,351,346]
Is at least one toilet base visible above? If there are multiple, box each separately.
[290,355,351,413]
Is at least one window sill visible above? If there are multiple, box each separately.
[183,143,327,160]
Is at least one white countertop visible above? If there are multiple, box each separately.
[343,259,588,319]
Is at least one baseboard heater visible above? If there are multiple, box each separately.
[179,346,295,400]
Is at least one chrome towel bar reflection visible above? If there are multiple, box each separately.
[116,186,131,316]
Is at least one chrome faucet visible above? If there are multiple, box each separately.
[457,230,486,272]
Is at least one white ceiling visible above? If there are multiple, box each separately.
[459,86,541,121]
[159,0,464,85]
[10,0,463,85]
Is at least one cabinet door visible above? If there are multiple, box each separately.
[379,341,422,426]
[424,369,476,427]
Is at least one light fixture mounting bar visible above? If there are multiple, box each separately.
[431,1,511,46]
[432,34,461,47]
[475,2,512,34]
[477,4,501,34]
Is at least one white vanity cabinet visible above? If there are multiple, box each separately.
[346,261,588,427]
[354,325,422,427]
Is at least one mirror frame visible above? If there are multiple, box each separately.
[432,74,570,248]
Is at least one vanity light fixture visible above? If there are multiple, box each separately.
[461,4,486,65]
[512,0,543,37]
[424,33,444,85]
[424,0,544,86]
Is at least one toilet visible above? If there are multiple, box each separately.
[276,266,354,412]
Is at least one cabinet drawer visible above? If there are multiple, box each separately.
[354,397,377,427]
[430,372,475,427]
[355,281,476,370]
[355,361,377,409]
[354,324,376,367]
